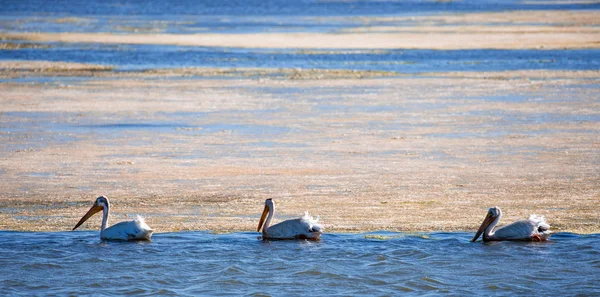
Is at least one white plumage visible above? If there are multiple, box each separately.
[99,215,153,241]
[472,207,551,242]
[73,196,153,241]
[257,199,323,240]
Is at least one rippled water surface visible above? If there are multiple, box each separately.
[6,44,600,72]
[3,0,598,19]
[1,231,598,295]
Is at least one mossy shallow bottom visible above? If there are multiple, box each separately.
[0,69,598,234]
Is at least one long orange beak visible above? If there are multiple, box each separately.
[257,205,269,232]
[471,213,494,242]
[72,204,103,230]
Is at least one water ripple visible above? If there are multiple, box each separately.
[0,231,599,295]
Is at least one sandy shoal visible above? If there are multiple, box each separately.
[3,10,600,50]
[3,31,599,50]
[0,66,598,234]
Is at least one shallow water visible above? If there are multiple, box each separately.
[5,44,600,72]
[3,0,598,19]
[2,0,600,73]
[0,231,598,295]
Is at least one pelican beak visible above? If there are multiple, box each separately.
[257,205,269,232]
[72,204,103,230]
[471,213,494,242]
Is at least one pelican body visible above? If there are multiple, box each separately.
[257,198,323,240]
[73,196,153,241]
[471,207,551,242]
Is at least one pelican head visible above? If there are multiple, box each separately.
[257,198,274,232]
[73,196,110,230]
[471,206,501,242]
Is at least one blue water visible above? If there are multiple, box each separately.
[2,0,599,35]
[2,0,598,18]
[2,0,600,73]
[3,44,599,72]
[0,231,598,296]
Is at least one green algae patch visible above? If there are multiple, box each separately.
[364,234,396,240]
[0,42,52,50]
[142,67,403,80]
[364,233,431,240]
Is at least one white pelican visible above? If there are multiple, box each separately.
[471,206,551,242]
[72,196,153,241]
[257,198,323,240]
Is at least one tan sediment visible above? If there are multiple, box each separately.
[3,30,598,50]
[53,17,92,24]
[340,26,600,34]
[3,61,600,81]
[0,60,401,80]
[333,10,600,26]
[0,60,113,71]
[3,10,600,50]
[1,8,599,234]
[423,70,600,79]
[0,69,598,234]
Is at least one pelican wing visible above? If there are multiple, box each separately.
[493,215,550,241]
[102,216,153,241]
[265,212,323,240]
[529,214,551,240]
[493,220,536,240]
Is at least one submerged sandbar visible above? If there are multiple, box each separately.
[3,10,600,50]
[1,7,599,234]
[0,63,598,234]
